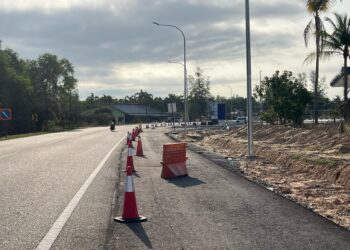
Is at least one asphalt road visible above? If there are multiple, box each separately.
[0,126,130,249]
[0,125,349,249]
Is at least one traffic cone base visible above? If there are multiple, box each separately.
[123,169,138,172]
[114,216,147,223]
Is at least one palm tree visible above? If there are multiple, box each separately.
[303,0,340,125]
[322,13,350,120]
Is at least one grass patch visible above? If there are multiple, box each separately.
[0,131,49,141]
[291,154,303,160]
[0,127,79,141]
[291,154,339,168]
[346,124,350,135]
[305,145,319,151]
[306,158,339,168]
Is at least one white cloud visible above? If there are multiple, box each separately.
[1,0,349,101]
[0,0,135,12]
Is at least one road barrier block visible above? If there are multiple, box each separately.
[161,143,188,179]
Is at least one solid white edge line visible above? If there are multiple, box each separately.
[36,136,125,250]
[0,152,17,159]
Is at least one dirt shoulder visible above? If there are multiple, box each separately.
[175,124,350,230]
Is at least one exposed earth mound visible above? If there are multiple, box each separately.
[178,124,350,230]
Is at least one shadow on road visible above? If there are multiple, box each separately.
[135,155,148,159]
[126,222,153,249]
[133,171,141,178]
[167,176,206,188]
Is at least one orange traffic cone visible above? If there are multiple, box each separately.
[136,136,144,157]
[125,142,136,172]
[131,128,136,141]
[126,131,131,145]
[114,166,147,223]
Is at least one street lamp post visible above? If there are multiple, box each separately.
[259,70,263,113]
[245,0,254,157]
[152,22,188,132]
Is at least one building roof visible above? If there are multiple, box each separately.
[113,104,166,116]
[330,67,350,87]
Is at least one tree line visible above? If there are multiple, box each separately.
[81,66,342,127]
[0,49,79,135]
[0,49,344,136]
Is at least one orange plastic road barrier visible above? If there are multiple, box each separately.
[114,166,147,223]
[136,136,144,157]
[161,143,188,179]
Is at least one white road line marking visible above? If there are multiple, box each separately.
[0,153,17,159]
[36,136,125,250]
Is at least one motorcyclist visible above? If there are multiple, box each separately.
[110,121,115,131]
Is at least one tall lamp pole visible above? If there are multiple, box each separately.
[152,22,188,132]
[259,70,263,113]
[245,0,254,157]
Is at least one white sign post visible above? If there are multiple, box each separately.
[167,103,176,132]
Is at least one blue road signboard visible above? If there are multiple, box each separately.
[0,108,12,120]
[217,103,226,120]
[209,102,226,120]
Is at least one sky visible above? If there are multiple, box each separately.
[1,0,349,100]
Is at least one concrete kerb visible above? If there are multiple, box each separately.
[164,132,350,232]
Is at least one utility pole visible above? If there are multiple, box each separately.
[245,0,254,157]
[260,70,263,113]
[230,87,233,120]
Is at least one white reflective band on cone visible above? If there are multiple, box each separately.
[125,176,134,192]
[128,147,133,156]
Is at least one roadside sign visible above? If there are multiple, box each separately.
[0,108,12,120]
[209,102,218,119]
[167,103,176,113]
[218,103,226,120]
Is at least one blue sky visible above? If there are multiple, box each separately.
[1,0,349,99]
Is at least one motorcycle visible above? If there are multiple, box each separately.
[110,123,115,131]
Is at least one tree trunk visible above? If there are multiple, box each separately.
[343,52,348,121]
[314,15,320,125]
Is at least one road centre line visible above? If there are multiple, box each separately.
[36,136,125,250]
[0,152,17,160]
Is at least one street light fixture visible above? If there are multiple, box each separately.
[152,22,188,132]
[167,61,184,67]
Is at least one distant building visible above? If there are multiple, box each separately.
[112,104,168,124]
[330,67,350,88]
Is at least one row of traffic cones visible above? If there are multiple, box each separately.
[125,136,144,172]
[114,129,146,223]
[126,126,143,146]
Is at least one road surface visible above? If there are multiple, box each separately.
[0,125,349,249]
